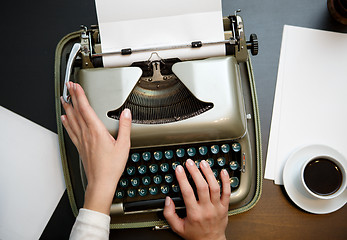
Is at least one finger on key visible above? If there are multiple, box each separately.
[175,165,197,209]
[200,160,221,204]
[220,169,231,207]
[185,159,210,204]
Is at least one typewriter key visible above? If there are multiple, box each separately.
[230,177,240,188]
[127,166,136,176]
[206,158,214,167]
[165,150,174,159]
[120,179,129,188]
[176,148,185,158]
[232,143,241,152]
[149,186,158,195]
[138,165,147,175]
[229,161,239,171]
[172,161,180,170]
[154,151,163,161]
[213,169,219,178]
[172,184,180,193]
[142,152,151,161]
[165,174,174,183]
[115,190,124,199]
[211,145,220,154]
[131,178,140,187]
[195,160,201,168]
[138,188,147,197]
[153,175,162,184]
[187,147,196,157]
[127,189,136,198]
[161,185,170,194]
[160,163,169,172]
[149,164,158,173]
[142,176,151,185]
[221,144,230,153]
[217,157,226,167]
[199,146,208,155]
[131,153,140,163]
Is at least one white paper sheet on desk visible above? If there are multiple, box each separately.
[95,0,225,67]
[265,25,347,185]
[0,106,65,240]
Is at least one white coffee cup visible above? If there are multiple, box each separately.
[300,155,346,200]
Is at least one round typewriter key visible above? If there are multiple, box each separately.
[138,188,147,197]
[160,163,169,172]
[115,190,124,199]
[142,176,151,185]
[230,177,240,188]
[149,186,158,195]
[172,184,180,193]
[165,174,174,183]
[199,146,208,155]
[138,165,147,175]
[131,153,140,163]
[176,148,185,158]
[119,179,129,187]
[127,189,136,198]
[211,145,219,154]
[161,185,170,194]
[232,143,241,152]
[153,175,162,184]
[127,166,136,176]
[165,150,174,159]
[195,160,201,168]
[172,161,180,170]
[149,164,158,173]
[229,161,239,171]
[221,144,230,153]
[154,151,163,161]
[206,158,214,167]
[142,152,151,161]
[217,157,226,167]
[213,169,218,178]
[131,177,140,187]
[187,147,196,157]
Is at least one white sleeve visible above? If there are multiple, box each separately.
[69,208,110,240]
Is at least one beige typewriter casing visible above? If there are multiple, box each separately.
[55,15,262,229]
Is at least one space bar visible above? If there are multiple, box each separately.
[124,197,185,212]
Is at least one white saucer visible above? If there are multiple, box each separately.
[283,144,347,214]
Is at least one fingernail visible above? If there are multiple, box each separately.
[165,196,171,206]
[123,108,131,119]
[176,165,183,173]
[60,96,64,104]
[61,115,66,121]
[222,169,228,176]
[73,83,77,90]
[201,160,208,168]
[187,159,194,166]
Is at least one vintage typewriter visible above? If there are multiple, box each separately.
[56,12,261,228]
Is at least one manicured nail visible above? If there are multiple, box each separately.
[61,115,66,122]
[176,165,184,173]
[67,82,71,89]
[165,196,171,206]
[123,108,131,119]
[201,160,208,168]
[73,83,77,90]
[187,159,194,166]
[222,169,228,176]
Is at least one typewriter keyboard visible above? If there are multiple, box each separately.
[114,141,242,211]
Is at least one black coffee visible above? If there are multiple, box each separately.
[303,158,343,196]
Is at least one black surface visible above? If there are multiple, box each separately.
[2,0,347,239]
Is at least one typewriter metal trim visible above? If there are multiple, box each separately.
[55,13,262,229]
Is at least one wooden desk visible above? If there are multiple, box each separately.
[1,0,346,239]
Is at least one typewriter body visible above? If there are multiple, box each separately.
[57,13,260,222]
